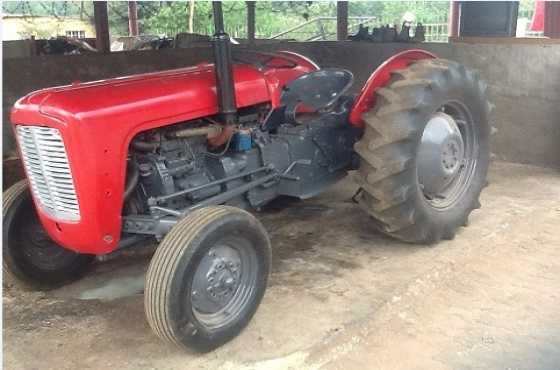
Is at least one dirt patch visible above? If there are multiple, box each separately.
[3,162,560,370]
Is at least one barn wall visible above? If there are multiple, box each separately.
[3,41,559,178]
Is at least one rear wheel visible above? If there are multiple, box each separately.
[3,180,94,290]
[354,59,490,243]
[144,206,271,351]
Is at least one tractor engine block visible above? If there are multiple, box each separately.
[124,106,361,238]
[135,136,219,201]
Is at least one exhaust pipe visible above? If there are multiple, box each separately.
[212,1,237,126]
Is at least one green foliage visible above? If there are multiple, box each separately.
[2,1,163,37]
[143,1,338,38]
[365,1,449,24]
[143,2,192,36]
[519,0,535,14]
[2,1,87,17]
[3,1,452,40]
[144,1,449,40]
[518,0,536,19]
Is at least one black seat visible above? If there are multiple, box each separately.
[280,68,354,124]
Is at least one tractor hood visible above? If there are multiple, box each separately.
[10,52,318,255]
[12,63,271,127]
[11,51,319,130]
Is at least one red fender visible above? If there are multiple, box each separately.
[348,49,437,127]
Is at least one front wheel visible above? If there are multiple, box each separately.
[3,180,94,290]
[144,206,271,351]
[354,58,490,243]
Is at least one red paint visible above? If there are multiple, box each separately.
[348,49,436,126]
[10,52,317,255]
[531,0,545,32]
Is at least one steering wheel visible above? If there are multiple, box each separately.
[280,68,354,124]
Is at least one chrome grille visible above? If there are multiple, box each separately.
[16,125,80,221]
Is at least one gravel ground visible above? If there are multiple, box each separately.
[3,161,560,370]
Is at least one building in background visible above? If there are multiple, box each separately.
[2,14,95,40]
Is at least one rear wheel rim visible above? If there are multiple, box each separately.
[190,236,258,329]
[417,101,479,209]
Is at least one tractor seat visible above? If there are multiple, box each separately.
[280,68,354,124]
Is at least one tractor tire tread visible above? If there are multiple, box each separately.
[145,206,231,347]
[353,58,490,244]
[2,180,30,289]
[3,180,94,290]
[145,205,268,351]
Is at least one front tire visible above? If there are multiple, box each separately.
[3,180,94,290]
[144,206,271,351]
[354,59,490,243]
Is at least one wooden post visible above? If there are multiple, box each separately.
[544,1,560,38]
[449,1,460,38]
[128,1,139,36]
[94,1,110,53]
[246,1,256,42]
[29,35,37,56]
[188,0,195,33]
[337,1,348,41]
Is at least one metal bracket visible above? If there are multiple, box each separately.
[124,168,281,237]
[279,159,312,181]
[122,215,177,236]
[148,165,272,206]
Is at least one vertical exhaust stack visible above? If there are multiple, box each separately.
[212,1,237,126]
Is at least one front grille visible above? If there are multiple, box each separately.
[16,126,80,221]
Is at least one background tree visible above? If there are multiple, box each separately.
[2,1,161,37]
[3,1,536,40]
[142,1,450,39]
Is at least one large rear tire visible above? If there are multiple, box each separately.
[354,59,490,243]
[3,180,94,290]
[144,206,271,352]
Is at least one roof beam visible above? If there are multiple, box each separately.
[448,1,460,38]
[128,1,139,37]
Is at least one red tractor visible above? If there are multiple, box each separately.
[4,3,489,351]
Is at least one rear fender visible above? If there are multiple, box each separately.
[348,49,436,127]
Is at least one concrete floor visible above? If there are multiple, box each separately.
[3,161,560,370]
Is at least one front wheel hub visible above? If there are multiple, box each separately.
[191,245,243,314]
[418,112,465,197]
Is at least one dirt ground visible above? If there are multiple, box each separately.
[3,161,560,370]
